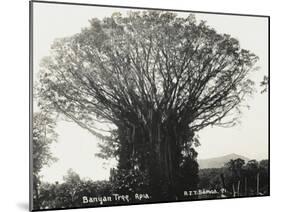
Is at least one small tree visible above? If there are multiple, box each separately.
[258,160,269,194]
[225,158,245,196]
[32,112,57,209]
[244,160,259,194]
[260,75,268,93]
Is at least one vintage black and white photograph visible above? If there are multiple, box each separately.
[30,1,269,211]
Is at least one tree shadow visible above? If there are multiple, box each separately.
[16,202,29,211]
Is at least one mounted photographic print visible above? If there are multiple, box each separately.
[29,0,270,211]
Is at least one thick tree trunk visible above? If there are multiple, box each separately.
[116,113,194,201]
[160,136,181,199]
[147,139,180,200]
[148,119,184,200]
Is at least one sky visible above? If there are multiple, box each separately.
[32,2,269,183]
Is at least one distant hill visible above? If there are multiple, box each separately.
[198,153,250,169]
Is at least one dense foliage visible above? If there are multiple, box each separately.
[35,170,114,210]
[33,158,268,210]
[198,159,269,197]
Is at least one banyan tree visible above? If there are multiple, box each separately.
[37,11,258,200]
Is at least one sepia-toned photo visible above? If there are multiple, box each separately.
[30,1,269,211]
